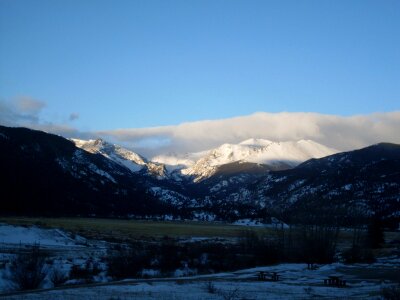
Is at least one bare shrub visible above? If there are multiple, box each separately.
[49,267,68,287]
[9,244,48,290]
[204,281,217,294]
[366,216,385,248]
[239,230,281,266]
[106,245,148,279]
[69,259,101,283]
[342,245,375,264]
[158,237,181,275]
[381,285,400,300]
[299,225,339,264]
[219,287,241,300]
[304,286,314,296]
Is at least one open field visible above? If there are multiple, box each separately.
[0,217,281,242]
[1,217,399,246]
[0,218,399,299]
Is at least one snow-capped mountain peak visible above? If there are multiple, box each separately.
[71,137,337,182]
[181,139,338,181]
[73,138,169,179]
[71,138,148,173]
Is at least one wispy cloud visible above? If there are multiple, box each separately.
[15,96,46,115]
[0,96,46,125]
[0,97,90,140]
[97,111,400,157]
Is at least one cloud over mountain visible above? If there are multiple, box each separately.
[97,111,400,156]
[1,96,399,157]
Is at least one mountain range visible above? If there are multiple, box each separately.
[1,125,399,227]
[72,137,337,182]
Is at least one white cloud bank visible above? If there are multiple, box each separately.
[97,111,400,157]
[1,97,399,157]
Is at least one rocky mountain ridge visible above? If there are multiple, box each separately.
[1,125,399,227]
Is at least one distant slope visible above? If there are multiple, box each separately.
[0,126,169,216]
[212,143,400,226]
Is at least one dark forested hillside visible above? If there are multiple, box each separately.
[0,126,170,216]
[216,143,400,227]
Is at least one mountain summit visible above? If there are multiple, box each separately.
[71,138,167,178]
[73,138,337,182]
[178,139,338,181]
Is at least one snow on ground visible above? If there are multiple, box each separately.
[232,219,265,227]
[232,218,289,229]
[0,224,398,299]
[0,224,86,247]
[3,258,399,299]
[0,225,108,294]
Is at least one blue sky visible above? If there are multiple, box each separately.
[0,0,399,132]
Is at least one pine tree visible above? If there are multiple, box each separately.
[367,216,384,248]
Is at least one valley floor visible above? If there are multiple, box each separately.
[0,219,399,299]
[1,257,400,299]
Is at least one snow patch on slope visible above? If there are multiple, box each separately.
[72,138,169,178]
[71,138,146,173]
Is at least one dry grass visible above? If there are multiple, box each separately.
[1,217,398,246]
[0,217,277,241]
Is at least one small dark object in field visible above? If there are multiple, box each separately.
[257,271,279,281]
[323,275,346,287]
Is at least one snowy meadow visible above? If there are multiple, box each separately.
[0,218,399,299]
